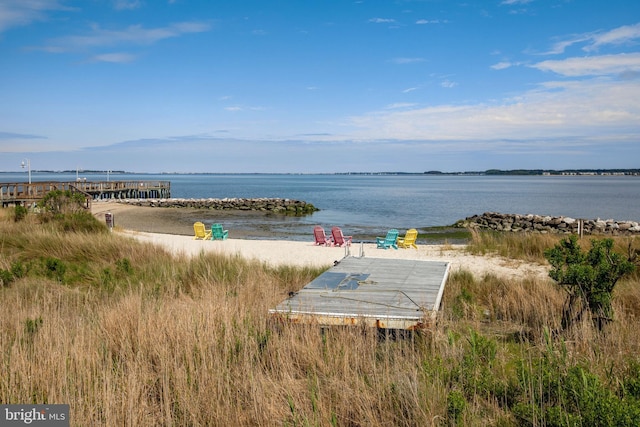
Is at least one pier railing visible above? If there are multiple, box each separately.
[0,181,171,207]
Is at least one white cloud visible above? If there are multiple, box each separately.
[416,19,446,25]
[586,23,640,51]
[345,78,640,143]
[501,0,533,4]
[0,0,72,33]
[224,105,265,112]
[544,37,590,55]
[545,23,640,55]
[41,21,211,53]
[369,18,396,24]
[390,57,425,64]
[531,53,640,76]
[91,52,136,63]
[385,103,417,109]
[491,61,513,70]
[114,0,142,11]
[440,79,457,88]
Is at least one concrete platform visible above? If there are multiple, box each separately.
[269,256,450,330]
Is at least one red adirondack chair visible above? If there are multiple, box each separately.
[331,226,352,247]
[313,226,332,246]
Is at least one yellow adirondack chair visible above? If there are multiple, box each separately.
[397,228,418,249]
[193,222,212,240]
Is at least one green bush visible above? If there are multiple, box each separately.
[446,390,466,425]
[545,235,636,331]
[511,333,640,426]
[0,269,13,287]
[44,257,66,282]
[55,211,107,233]
[38,190,87,215]
[14,204,28,222]
[10,261,25,278]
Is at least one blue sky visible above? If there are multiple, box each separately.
[1,0,639,173]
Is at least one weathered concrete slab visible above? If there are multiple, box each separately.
[269,256,450,330]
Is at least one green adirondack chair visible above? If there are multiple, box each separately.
[211,223,229,240]
[376,229,399,249]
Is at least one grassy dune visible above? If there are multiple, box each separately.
[1,208,640,426]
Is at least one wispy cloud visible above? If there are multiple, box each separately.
[500,0,533,4]
[531,53,640,77]
[390,57,425,64]
[544,36,591,55]
[415,19,447,25]
[346,78,640,143]
[385,103,417,109]
[224,105,265,112]
[91,52,136,63]
[491,61,513,70]
[113,0,142,11]
[40,21,211,53]
[545,23,640,55]
[369,18,396,24]
[0,131,46,140]
[586,23,640,52]
[0,0,73,33]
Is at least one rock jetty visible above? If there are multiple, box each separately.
[102,198,318,215]
[456,212,640,236]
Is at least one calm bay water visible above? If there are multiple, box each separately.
[2,172,639,240]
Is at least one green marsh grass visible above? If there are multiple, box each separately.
[2,209,640,425]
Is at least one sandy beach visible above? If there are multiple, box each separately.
[91,201,549,280]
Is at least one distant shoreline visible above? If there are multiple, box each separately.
[2,168,640,176]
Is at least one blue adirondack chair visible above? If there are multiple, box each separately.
[211,223,229,240]
[376,229,399,249]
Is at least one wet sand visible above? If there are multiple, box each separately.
[91,200,550,278]
[91,200,276,239]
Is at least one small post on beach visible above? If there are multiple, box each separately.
[359,241,365,258]
[577,219,583,238]
[105,212,114,231]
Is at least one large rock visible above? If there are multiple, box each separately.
[103,198,319,215]
[456,212,640,236]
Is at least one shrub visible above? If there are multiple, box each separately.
[545,235,636,331]
[44,257,66,282]
[11,261,25,278]
[14,204,28,222]
[35,190,106,233]
[38,190,87,215]
[0,269,13,287]
[55,210,107,233]
[446,390,466,425]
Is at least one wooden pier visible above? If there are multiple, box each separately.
[270,256,450,330]
[0,180,171,207]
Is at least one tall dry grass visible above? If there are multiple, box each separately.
[2,208,640,425]
[465,228,564,263]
